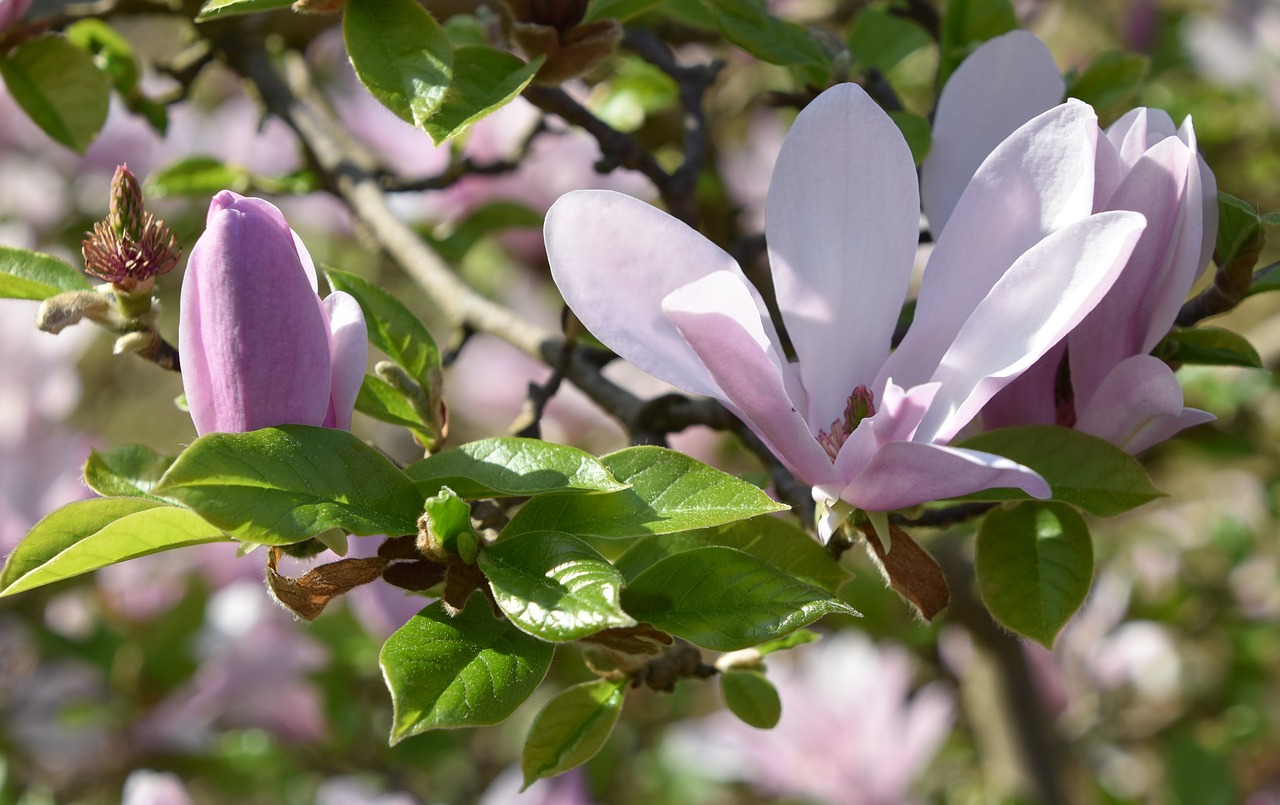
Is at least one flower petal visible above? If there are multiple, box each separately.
[840,441,1050,512]
[765,83,919,429]
[922,30,1065,235]
[1075,354,1214,453]
[323,291,369,431]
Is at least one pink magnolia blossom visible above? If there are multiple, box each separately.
[0,0,30,32]
[179,191,367,435]
[925,31,1219,452]
[546,83,1145,531]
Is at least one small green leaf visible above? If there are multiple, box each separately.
[521,679,626,787]
[355,374,434,442]
[976,501,1093,648]
[0,499,230,597]
[504,446,787,538]
[888,110,931,165]
[615,516,847,593]
[65,20,139,95]
[584,0,671,22]
[621,546,858,651]
[1154,326,1262,368]
[702,0,830,82]
[721,669,781,729]
[1066,51,1148,112]
[938,0,1018,85]
[381,600,554,742]
[145,156,253,198]
[957,425,1164,516]
[426,201,543,263]
[847,4,931,73]
[0,246,92,300]
[153,425,423,545]
[83,444,176,500]
[195,0,294,21]
[423,47,543,145]
[479,531,635,642]
[323,268,440,387]
[1216,192,1265,275]
[422,487,478,563]
[343,0,453,129]
[0,36,111,154]
[406,437,626,500]
[754,628,820,656]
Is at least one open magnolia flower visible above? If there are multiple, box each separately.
[924,31,1219,453]
[546,83,1146,537]
[179,191,367,436]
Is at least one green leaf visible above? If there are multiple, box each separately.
[83,444,176,500]
[621,546,858,651]
[153,425,423,545]
[65,20,139,95]
[479,531,635,642]
[355,374,434,442]
[721,669,781,729]
[522,679,625,787]
[195,0,294,21]
[426,201,543,263]
[406,437,626,500]
[1216,192,1265,272]
[322,268,440,387]
[381,600,554,742]
[701,0,830,82]
[146,156,253,198]
[0,499,231,597]
[343,0,453,129]
[504,446,787,539]
[938,0,1018,85]
[976,501,1093,648]
[754,628,820,656]
[847,4,931,73]
[888,110,931,165]
[956,425,1164,516]
[1249,260,1280,296]
[1154,326,1262,368]
[422,487,478,563]
[0,36,111,154]
[615,516,847,593]
[1066,51,1148,112]
[0,246,92,300]
[584,0,672,22]
[423,47,543,145]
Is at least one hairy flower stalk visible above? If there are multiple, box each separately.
[546,83,1147,541]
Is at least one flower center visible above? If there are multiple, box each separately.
[816,385,876,461]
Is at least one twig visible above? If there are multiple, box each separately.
[1176,260,1279,327]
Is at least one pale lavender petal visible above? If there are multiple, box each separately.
[323,291,368,431]
[977,342,1065,430]
[664,272,838,487]
[840,441,1050,512]
[293,230,319,293]
[922,30,1065,235]
[833,381,939,487]
[1075,355,1215,453]
[765,83,919,429]
[884,101,1104,391]
[546,190,773,401]
[1106,107,1179,170]
[914,210,1147,444]
[1185,117,1219,282]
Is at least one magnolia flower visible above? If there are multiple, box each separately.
[0,0,30,33]
[546,83,1145,531]
[179,191,367,435]
[925,31,1218,452]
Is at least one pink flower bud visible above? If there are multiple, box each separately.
[0,0,32,33]
[179,191,367,435]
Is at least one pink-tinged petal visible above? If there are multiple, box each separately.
[546,190,773,401]
[977,342,1065,430]
[840,441,1050,512]
[1106,107,1179,170]
[1075,355,1215,453]
[323,291,368,431]
[914,210,1147,444]
[664,272,838,487]
[293,231,319,293]
[765,83,919,429]
[179,199,332,435]
[1183,117,1219,280]
[884,101,1104,391]
[922,30,1065,235]
[833,380,940,486]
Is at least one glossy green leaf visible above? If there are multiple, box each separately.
[195,0,294,21]
[0,499,230,597]
[427,201,543,263]
[355,374,434,442]
[423,47,543,145]
[406,437,625,499]
[479,531,635,642]
[381,600,554,742]
[146,156,252,198]
[65,20,139,95]
[0,246,91,300]
[956,425,1164,516]
[1216,192,1265,276]
[323,268,440,387]
[621,546,858,651]
[976,501,1093,648]
[0,36,111,154]
[615,516,847,593]
[522,679,625,787]
[888,110,931,165]
[83,444,176,500]
[504,446,787,539]
[846,4,931,73]
[754,628,820,656]
[584,0,671,22]
[721,669,781,729]
[422,487,478,563]
[702,0,830,81]
[1066,51,1148,112]
[153,425,423,545]
[938,0,1017,85]
[343,0,453,129]
[1154,326,1262,368]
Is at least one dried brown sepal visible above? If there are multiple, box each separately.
[266,550,389,621]
[441,561,500,617]
[530,19,621,83]
[382,559,447,592]
[580,623,674,655]
[859,523,950,621]
[634,641,715,693]
[378,534,424,560]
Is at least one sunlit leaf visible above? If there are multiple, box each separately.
[521,679,625,787]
